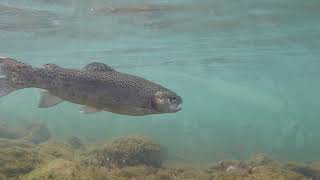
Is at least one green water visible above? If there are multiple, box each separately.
[0,0,320,163]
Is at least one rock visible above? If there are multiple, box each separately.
[226,165,242,173]
[250,166,307,180]
[110,165,157,178]
[212,165,307,180]
[87,135,163,168]
[23,159,80,180]
[36,140,77,162]
[155,169,172,180]
[284,161,320,179]
[67,136,86,150]
[246,153,277,167]
[22,122,51,144]
[175,167,212,180]
[0,138,42,178]
[209,160,246,172]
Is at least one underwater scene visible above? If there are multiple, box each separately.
[0,0,320,179]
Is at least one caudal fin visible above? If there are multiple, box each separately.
[0,57,24,97]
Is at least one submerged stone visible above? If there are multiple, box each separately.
[23,159,80,180]
[0,138,41,178]
[212,165,307,180]
[23,159,115,180]
[85,135,163,168]
[284,161,320,179]
[250,166,307,180]
[67,136,86,150]
[21,122,51,144]
[246,153,277,167]
[36,140,77,162]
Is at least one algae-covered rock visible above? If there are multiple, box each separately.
[209,160,246,172]
[23,159,81,180]
[22,122,51,144]
[109,165,158,179]
[212,171,254,180]
[284,161,320,179]
[308,162,320,179]
[208,154,308,180]
[24,159,113,180]
[67,136,86,150]
[212,165,307,180]
[155,169,172,180]
[0,138,41,178]
[246,153,277,167]
[250,166,307,180]
[36,140,77,162]
[171,167,212,180]
[89,135,163,168]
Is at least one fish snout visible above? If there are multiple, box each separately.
[170,103,182,112]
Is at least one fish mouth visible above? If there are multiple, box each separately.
[170,103,182,112]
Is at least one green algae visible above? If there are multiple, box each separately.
[284,161,320,179]
[36,140,79,162]
[0,138,41,178]
[86,135,163,168]
[23,159,80,180]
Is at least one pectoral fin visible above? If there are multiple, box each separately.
[38,91,64,108]
[80,106,102,114]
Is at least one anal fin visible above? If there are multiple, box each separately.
[80,106,101,114]
[38,91,64,108]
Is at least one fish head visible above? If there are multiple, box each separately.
[151,90,182,113]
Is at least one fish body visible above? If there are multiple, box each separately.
[0,57,182,116]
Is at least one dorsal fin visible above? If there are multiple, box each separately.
[43,63,62,70]
[84,62,115,72]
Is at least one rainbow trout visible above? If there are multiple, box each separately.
[0,57,182,116]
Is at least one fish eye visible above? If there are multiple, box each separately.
[170,96,177,101]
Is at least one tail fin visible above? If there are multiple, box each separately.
[0,57,31,97]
